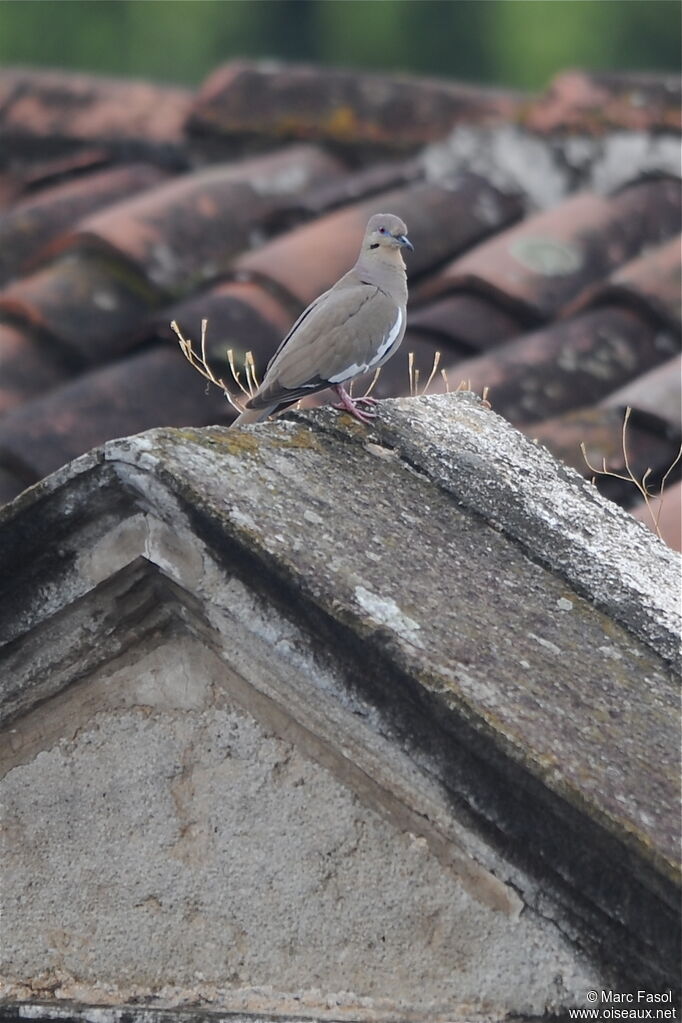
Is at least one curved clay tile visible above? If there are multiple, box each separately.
[415,178,681,321]
[0,67,191,145]
[0,246,165,362]
[631,480,682,552]
[55,146,345,295]
[0,163,168,286]
[0,321,76,416]
[569,235,682,336]
[189,61,523,148]
[0,148,347,365]
[408,292,527,355]
[0,342,232,490]
[524,69,682,135]
[426,305,676,425]
[529,403,681,508]
[603,354,682,432]
[234,174,523,308]
[160,278,294,381]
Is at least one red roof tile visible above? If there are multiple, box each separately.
[0,322,74,415]
[631,481,682,553]
[602,354,682,432]
[570,234,682,335]
[530,405,680,506]
[416,178,681,320]
[0,163,168,286]
[162,279,293,375]
[0,148,347,368]
[0,246,164,362]
[408,292,527,355]
[62,146,345,296]
[235,174,523,308]
[0,67,191,147]
[0,342,230,496]
[274,157,423,224]
[189,61,522,149]
[530,350,681,506]
[432,305,675,424]
[524,70,682,134]
[8,147,117,194]
[0,173,22,212]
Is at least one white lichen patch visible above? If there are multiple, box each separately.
[364,441,399,461]
[354,586,423,648]
[229,506,258,532]
[598,645,623,661]
[528,633,562,656]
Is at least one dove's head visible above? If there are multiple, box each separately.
[364,213,413,255]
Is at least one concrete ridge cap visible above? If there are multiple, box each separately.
[287,392,681,673]
[1,392,678,673]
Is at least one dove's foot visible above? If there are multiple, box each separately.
[332,384,377,423]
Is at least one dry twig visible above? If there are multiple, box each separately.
[581,405,682,540]
[174,321,491,420]
[171,319,261,414]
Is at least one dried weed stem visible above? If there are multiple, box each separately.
[581,405,682,540]
[171,319,261,414]
[174,320,492,418]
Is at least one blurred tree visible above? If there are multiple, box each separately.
[0,0,679,88]
[315,1,495,80]
[487,0,682,87]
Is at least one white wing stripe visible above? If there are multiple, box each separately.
[328,309,403,384]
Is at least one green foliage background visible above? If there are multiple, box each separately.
[0,0,679,89]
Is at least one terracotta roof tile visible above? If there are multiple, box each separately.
[421,121,682,212]
[570,234,682,335]
[0,67,191,149]
[408,293,527,355]
[235,173,523,308]
[416,178,681,320]
[631,481,682,553]
[524,70,682,135]
[0,322,75,415]
[0,173,21,211]
[530,352,681,505]
[602,354,682,433]
[161,279,293,374]
[6,147,117,194]
[52,146,345,297]
[530,405,680,506]
[189,61,522,150]
[443,305,678,425]
[0,342,230,494]
[273,157,424,224]
[0,148,346,365]
[0,163,169,286]
[0,247,164,362]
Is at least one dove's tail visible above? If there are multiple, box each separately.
[229,405,276,428]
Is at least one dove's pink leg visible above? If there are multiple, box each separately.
[332,384,377,423]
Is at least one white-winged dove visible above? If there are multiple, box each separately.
[231,213,413,426]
